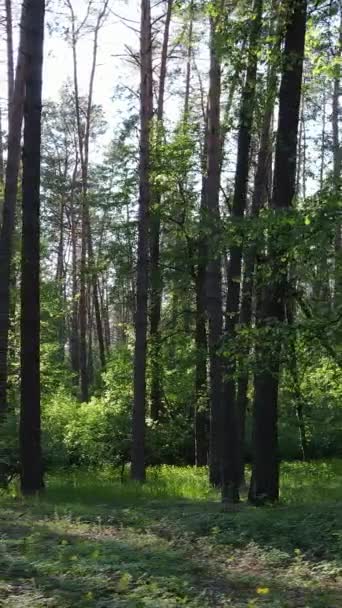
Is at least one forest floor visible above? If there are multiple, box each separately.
[0,462,341,608]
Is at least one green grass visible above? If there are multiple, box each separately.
[0,461,341,607]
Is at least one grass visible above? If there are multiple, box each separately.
[0,461,341,607]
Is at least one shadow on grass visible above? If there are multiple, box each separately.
[0,493,341,607]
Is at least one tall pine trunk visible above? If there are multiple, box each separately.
[206,12,223,487]
[249,0,307,504]
[235,10,281,486]
[20,0,45,495]
[222,0,263,503]
[131,0,153,481]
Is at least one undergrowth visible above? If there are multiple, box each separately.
[0,460,341,607]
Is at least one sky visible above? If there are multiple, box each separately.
[0,0,333,194]
[1,0,142,149]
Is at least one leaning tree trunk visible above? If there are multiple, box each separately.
[249,0,307,504]
[131,0,153,481]
[20,0,45,495]
[150,0,173,421]
[0,4,26,414]
[222,0,263,504]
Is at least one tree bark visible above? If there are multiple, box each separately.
[333,5,341,308]
[67,0,109,400]
[206,12,223,487]
[131,0,153,481]
[286,298,308,461]
[194,262,208,466]
[222,0,263,503]
[249,0,307,504]
[0,4,26,414]
[235,10,281,487]
[150,0,173,421]
[5,0,14,110]
[69,164,80,384]
[0,110,4,190]
[20,0,45,495]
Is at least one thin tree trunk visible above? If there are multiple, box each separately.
[0,4,26,414]
[5,0,14,110]
[70,170,80,383]
[184,0,194,118]
[286,298,308,460]
[87,286,94,386]
[183,1,209,464]
[56,196,65,361]
[333,5,341,308]
[222,0,263,504]
[68,0,88,400]
[67,0,109,399]
[194,263,208,466]
[249,0,307,504]
[150,0,173,421]
[20,0,45,495]
[88,230,106,369]
[131,0,153,481]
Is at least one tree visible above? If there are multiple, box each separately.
[0,2,26,414]
[222,0,263,503]
[20,0,46,494]
[236,2,282,485]
[131,0,153,481]
[66,0,109,401]
[249,0,307,504]
[150,0,173,421]
[206,4,224,487]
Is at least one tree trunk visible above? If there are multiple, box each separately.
[222,0,263,504]
[286,298,308,461]
[0,4,26,414]
[206,12,223,488]
[56,196,65,361]
[70,179,80,384]
[0,110,4,190]
[184,0,194,118]
[194,263,208,466]
[67,0,109,400]
[131,0,153,481]
[67,0,88,401]
[249,0,307,504]
[20,0,45,495]
[5,0,14,109]
[150,0,173,421]
[88,227,106,369]
[87,287,94,386]
[333,5,341,308]
[235,10,281,487]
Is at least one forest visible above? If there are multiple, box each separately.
[0,0,341,605]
